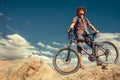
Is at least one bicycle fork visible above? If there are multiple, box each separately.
[65,46,70,62]
[65,42,73,63]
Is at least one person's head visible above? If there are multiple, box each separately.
[76,6,86,16]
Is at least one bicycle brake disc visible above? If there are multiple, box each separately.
[63,57,71,64]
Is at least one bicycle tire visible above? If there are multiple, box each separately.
[95,41,119,64]
[53,47,80,75]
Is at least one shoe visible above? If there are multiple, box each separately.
[97,62,102,66]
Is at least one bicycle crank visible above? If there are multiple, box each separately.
[88,55,95,62]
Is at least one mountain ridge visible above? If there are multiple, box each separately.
[0,56,120,80]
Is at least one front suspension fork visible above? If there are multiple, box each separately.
[66,46,71,62]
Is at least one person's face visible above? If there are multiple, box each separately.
[78,9,85,16]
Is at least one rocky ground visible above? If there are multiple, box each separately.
[0,57,120,80]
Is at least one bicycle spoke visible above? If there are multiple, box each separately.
[56,50,78,72]
[53,48,80,74]
[96,41,119,64]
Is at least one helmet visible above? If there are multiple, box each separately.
[76,6,86,16]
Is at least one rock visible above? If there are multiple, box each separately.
[59,64,120,80]
[0,57,58,80]
[0,57,120,80]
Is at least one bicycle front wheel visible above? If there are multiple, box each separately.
[53,47,80,75]
[96,41,119,64]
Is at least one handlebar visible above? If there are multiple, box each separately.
[68,33,98,41]
[88,33,97,41]
[88,33,97,35]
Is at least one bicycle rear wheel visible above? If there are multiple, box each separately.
[95,41,119,64]
[53,47,80,75]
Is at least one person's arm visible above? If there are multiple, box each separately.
[67,22,76,34]
[88,23,99,33]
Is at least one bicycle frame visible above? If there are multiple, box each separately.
[68,36,112,61]
[68,38,94,56]
[53,33,119,75]
[68,33,99,57]
[67,33,114,63]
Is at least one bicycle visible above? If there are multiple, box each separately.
[53,33,119,75]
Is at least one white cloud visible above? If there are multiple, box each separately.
[0,34,38,59]
[96,33,120,49]
[96,33,120,41]
[37,42,59,51]
[40,50,53,55]
[53,41,67,47]
[46,45,59,51]
[53,42,62,45]
[37,42,45,47]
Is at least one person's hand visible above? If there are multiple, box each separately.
[95,30,99,34]
[67,30,70,34]
[67,28,72,35]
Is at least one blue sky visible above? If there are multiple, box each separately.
[0,0,120,66]
[0,0,120,45]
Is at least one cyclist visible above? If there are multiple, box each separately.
[67,6,99,68]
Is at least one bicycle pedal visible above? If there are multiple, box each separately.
[88,56,95,62]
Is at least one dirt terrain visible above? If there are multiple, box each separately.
[0,57,120,80]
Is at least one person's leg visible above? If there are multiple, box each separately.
[78,50,84,68]
[77,43,84,69]
[84,35,102,66]
[76,33,85,68]
[84,34,93,48]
